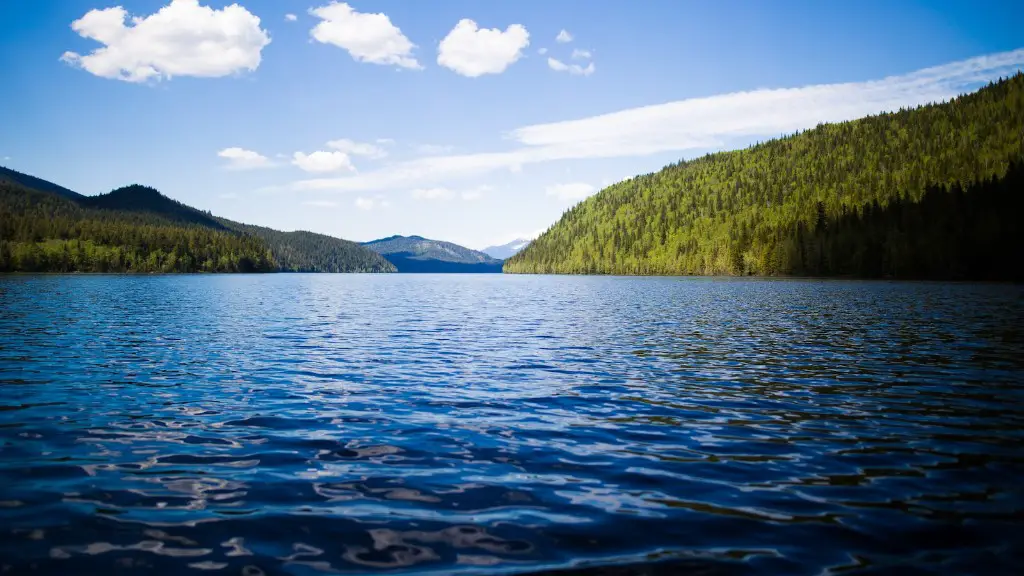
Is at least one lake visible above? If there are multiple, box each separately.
[1,274,1022,575]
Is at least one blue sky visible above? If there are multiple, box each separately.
[1,1,1023,249]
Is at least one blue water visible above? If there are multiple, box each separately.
[1,275,1023,575]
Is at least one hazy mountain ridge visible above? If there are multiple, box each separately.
[363,235,504,273]
[482,238,532,260]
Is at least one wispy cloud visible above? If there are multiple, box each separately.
[292,150,355,173]
[327,138,388,159]
[302,200,339,208]
[354,195,391,210]
[218,147,273,170]
[411,187,455,201]
[414,143,455,155]
[290,49,1024,194]
[548,57,595,76]
[555,29,573,43]
[461,185,490,201]
[411,184,490,201]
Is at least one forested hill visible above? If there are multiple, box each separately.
[1,166,83,201]
[0,170,394,274]
[0,181,274,273]
[505,74,1024,279]
[220,220,395,273]
[81,184,228,230]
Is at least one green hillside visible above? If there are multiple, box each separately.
[0,181,275,273]
[220,220,396,273]
[0,169,394,274]
[505,74,1024,278]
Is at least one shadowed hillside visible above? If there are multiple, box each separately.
[0,166,84,201]
[81,184,228,230]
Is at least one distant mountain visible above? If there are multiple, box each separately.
[482,238,532,260]
[362,235,504,273]
[0,167,394,274]
[1,165,84,201]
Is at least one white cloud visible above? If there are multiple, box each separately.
[555,29,573,43]
[376,138,396,145]
[354,195,391,210]
[546,182,596,201]
[411,187,455,201]
[327,138,387,159]
[302,200,339,208]
[218,147,273,170]
[571,48,592,60]
[538,47,548,55]
[461,186,490,201]
[411,185,490,201]
[61,0,270,83]
[288,49,1024,194]
[415,143,454,155]
[309,2,420,69]
[292,150,355,173]
[548,57,595,76]
[437,19,529,77]
[285,13,297,22]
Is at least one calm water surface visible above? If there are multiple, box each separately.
[1,275,1023,575]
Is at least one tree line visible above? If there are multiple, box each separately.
[0,171,398,274]
[0,181,275,273]
[505,74,1024,279]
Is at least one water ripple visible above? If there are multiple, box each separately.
[1,274,1023,574]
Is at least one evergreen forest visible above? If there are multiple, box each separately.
[505,74,1024,279]
[0,174,394,274]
